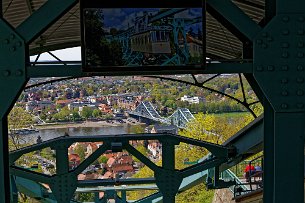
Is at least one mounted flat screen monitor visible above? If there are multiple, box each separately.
[81,0,205,75]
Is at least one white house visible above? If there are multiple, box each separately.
[181,95,205,104]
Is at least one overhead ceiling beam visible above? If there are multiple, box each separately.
[207,0,262,41]
[16,0,78,44]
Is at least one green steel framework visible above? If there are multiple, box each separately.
[0,0,305,202]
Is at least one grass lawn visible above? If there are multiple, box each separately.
[212,111,251,118]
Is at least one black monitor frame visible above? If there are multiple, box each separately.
[80,0,206,75]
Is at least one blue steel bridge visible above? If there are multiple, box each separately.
[128,101,195,128]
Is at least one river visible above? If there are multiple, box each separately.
[19,124,144,144]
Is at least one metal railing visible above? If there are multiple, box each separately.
[231,155,264,198]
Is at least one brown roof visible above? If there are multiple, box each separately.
[118,156,133,164]
[107,157,116,166]
[112,164,134,173]
[69,154,80,163]
[102,171,113,179]
[56,100,71,105]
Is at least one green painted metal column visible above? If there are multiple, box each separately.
[253,0,305,201]
[0,118,10,202]
[121,190,127,203]
[274,113,304,202]
[0,0,77,201]
[263,100,274,202]
[0,17,28,202]
[160,141,176,203]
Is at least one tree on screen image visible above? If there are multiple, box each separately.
[84,9,123,66]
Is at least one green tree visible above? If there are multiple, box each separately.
[76,193,95,202]
[92,109,102,118]
[53,106,71,121]
[128,125,145,134]
[81,107,94,120]
[98,155,108,164]
[8,107,34,149]
[74,144,86,162]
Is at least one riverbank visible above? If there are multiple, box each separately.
[35,119,143,130]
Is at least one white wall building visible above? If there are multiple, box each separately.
[181,95,205,104]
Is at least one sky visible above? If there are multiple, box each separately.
[30,47,81,62]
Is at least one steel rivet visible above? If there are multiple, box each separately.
[16,41,22,47]
[2,70,10,77]
[256,66,263,72]
[282,91,288,96]
[282,52,289,58]
[267,65,274,71]
[298,52,304,58]
[281,78,288,84]
[298,30,305,35]
[282,30,289,35]
[282,16,289,22]
[3,39,9,44]
[281,103,288,109]
[15,69,23,76]
[297,77,304,83]
[10,46,16,52]
[297,90,304,96]
[282,42,289,48]
[10,34,15,39]
[297,65,304,71]
[299,17,305,22]
[297,103,304,109]
[282,65,289,71]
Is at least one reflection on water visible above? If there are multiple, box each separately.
[22,125,138,144]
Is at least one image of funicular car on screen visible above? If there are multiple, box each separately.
[84,8,204,68]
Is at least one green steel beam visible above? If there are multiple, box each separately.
[274,113,304,203]
[9,137,70,164]
[72,143,110,175]
[220,116,263,170]
[277,0,304,13]
[180,157,226,178]
[135,192,162,203]
[0,119,10,203]
[158,141,178,203]
[54,145,69,175]
[265,0,276,23]
[206,0,262,41]
[29,41,81,56]
[77,178,156,188]
[15,177,57,203]
[125,144,159,171]
[26,62,253,78]
[206,3,248,42]
[0,18,28,203]
[174,134,230,158]
[16,0,78,44]
[263,100,274,203]
[10,166,51,184]
[75,185,159,192]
